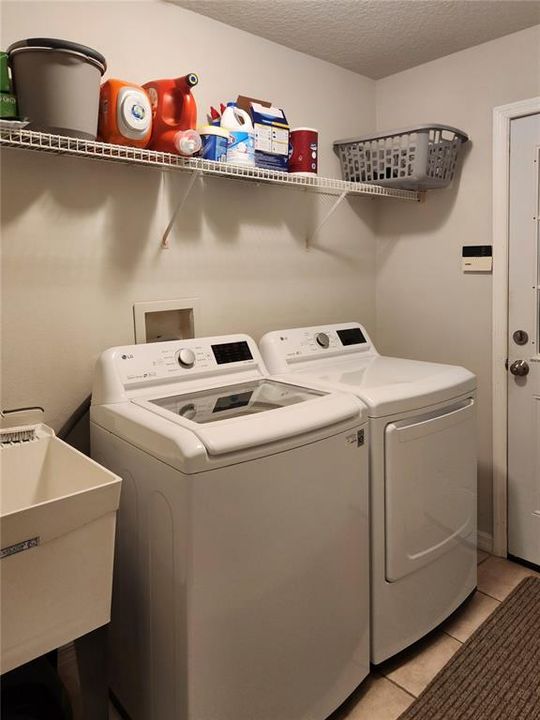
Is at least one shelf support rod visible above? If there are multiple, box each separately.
[306,191,348,248]
[161,169,202,249]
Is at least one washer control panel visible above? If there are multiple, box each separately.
[113,336,259,387]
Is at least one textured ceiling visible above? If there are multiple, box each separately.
[170,0,540,79]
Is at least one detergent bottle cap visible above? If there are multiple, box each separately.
[117,87,152,140]
[174,129,202,156]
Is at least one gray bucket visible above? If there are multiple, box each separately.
[8,38,107,140]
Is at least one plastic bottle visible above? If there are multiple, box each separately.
[143,73,199,154]
[220,102,255,167]
[98,80,152,148]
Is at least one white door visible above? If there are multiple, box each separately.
[507,112,540,567]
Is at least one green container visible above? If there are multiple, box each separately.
[0,51,10,93]
[0,92,18,118]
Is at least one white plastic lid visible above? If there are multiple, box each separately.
[120,94,150,131]
[117,88,151,139]
[199,125,230,138]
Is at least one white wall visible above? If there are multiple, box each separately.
[2,2,539,539]
[0,1,376,429]
[374,25,540,538]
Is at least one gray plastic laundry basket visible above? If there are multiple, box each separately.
[334,125,469,190]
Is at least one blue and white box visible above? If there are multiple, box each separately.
[250,103,290,172]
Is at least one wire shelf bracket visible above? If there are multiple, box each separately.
[161,169,202,249]
[306,191,349,248]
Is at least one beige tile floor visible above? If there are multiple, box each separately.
[330,553,540,720]
[58,553,538,720]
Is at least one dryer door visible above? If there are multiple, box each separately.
[384,398,476,582]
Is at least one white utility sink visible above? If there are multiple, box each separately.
[0,424,121,674]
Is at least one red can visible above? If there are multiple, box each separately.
[288,127,318,175]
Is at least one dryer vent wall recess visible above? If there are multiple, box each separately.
[462,245,492,272]
[133,299,199,343]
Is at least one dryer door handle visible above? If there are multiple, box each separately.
[387,398,475,441]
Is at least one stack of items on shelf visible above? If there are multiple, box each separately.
[2,36,320,173]
[203,96,318,175]
[4,37,201,155]
[2,36,468,190]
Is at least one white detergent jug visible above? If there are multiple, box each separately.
[221,103,255,167]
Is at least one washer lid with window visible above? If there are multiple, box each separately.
[260,322,476,417]
[146,379,320,424]
[91,334,367,468]
[135,377,361,456]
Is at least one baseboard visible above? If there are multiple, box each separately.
[477,531,493,553]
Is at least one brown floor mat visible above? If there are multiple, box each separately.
[399,575,540,719]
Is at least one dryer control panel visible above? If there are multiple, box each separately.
[259,322,376,374]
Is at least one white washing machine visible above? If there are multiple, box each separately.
[260,322,477,664]
[90,334,370,720]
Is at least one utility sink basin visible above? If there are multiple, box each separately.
[1,424,121,674]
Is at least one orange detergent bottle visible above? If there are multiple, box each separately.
[98,79,152,148]
[143,73,199,153]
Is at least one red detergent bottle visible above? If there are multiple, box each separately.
[143,73,198,153]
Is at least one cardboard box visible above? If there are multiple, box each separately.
[236,95,271,114]
[236,95,290,172]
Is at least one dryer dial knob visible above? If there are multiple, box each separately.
[177,348,196,368]
[315,332,330,349]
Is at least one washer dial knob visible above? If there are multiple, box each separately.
[315,332,330,349]
[177,348,196,368]
[179,403,197,420]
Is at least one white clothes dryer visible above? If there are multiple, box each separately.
[260,322,477,664]
[90,334,370,720]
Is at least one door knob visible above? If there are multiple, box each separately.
[509,359,530,376]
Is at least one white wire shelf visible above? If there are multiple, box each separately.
[0,127,420,202]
